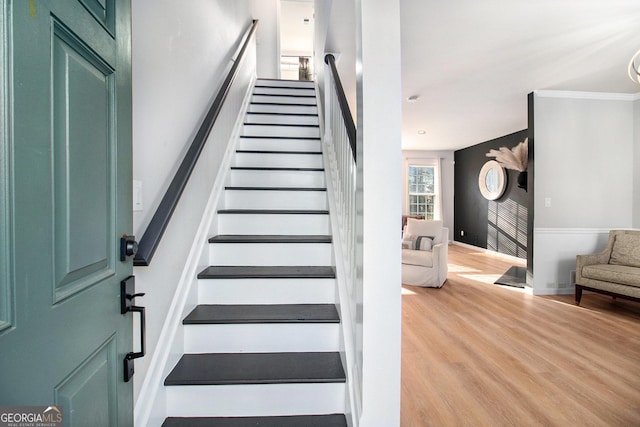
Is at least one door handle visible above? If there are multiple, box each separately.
[124,305,145,382]
[121,276,145,314]
[121,276,146,382]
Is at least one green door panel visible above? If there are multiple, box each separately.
[1,0,133,426]
[55,337,119,427]
[78,0,116,35]
[52,20,115,301]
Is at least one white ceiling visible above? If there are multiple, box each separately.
[400,0,640,150]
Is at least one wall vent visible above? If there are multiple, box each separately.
[569,270,576,286]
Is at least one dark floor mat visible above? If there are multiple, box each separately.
[494,266,527,288]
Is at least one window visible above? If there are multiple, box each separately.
[408,165,436,219]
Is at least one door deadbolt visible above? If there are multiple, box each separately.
[120,235,138,262]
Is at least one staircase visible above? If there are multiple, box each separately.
[161,79,348,426]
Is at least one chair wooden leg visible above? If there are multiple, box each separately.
[575,285,583,305]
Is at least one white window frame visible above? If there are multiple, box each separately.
[404,158,441,221]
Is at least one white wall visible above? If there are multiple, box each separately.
[316,1,402,425]
[131,0,253,402]
[356,0,402,425]
[534,92,634,229]
[320,0,357,120]
[402,150,454,240]
[313,0,331,104]
[532,91,636,295]
[280,0,314,57]
[133,0,253,236]
[252,0,280,79]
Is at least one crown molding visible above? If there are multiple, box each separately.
[534,90,640,101]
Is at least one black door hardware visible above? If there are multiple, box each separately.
[120,235,138,262]
[121,276,146,382]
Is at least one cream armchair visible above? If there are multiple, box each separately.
[576,229,640,304]
[402,218,449,287]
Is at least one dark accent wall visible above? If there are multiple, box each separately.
[454,129,529,259]
[527,93,535,277]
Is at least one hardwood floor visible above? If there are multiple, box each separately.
[401,244,640,427]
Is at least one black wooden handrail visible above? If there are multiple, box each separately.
[134,20,258,266]
[324,54,356,163]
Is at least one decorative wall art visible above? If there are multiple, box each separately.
[485,138,528,191]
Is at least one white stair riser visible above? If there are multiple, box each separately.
[166,383,345,417]
[234,153,323,169]
[242,125,320,138]
[209,243,332,266]
[224,190,327,210]
[256,80,314,89]
[184,324,340,353]
[249,103,318,115]
[253,87,316,97]
[252,95,316,105]
[245,114,318,126]
[229,169,325,188]
[198,278,336,305]
[218,214,330,235]
[238,138,321,152]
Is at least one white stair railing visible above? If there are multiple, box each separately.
[322,53,363,422]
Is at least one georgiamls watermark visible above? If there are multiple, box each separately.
[0,406,62,427]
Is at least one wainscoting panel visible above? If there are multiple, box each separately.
[533,228,611,295]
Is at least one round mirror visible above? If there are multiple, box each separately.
[478,160,507,200]
[485,168,498,192]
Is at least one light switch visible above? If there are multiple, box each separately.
[544,197,551,208]
[133,180,143,212]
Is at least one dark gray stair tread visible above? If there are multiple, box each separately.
[224,186,326,192]
[256,78,315,84]
[236,150,322,155]
[254,83,316,88]
[217,209,329,215]
[198,266,336,279]
[164,352,346,385]
[209,235,331,243]
[240,135,320,140]
[253,93,316,98]
[243,123,320,128]
[162,414,346,427]
[247,112,318,117]
[183,304,339,324]
[249,102,317,107]
[230,166,324,172]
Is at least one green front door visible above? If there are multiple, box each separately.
[1,0,133,425]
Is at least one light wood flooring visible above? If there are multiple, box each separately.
[401,244,640,427]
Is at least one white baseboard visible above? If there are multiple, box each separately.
[532,287,575,296]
